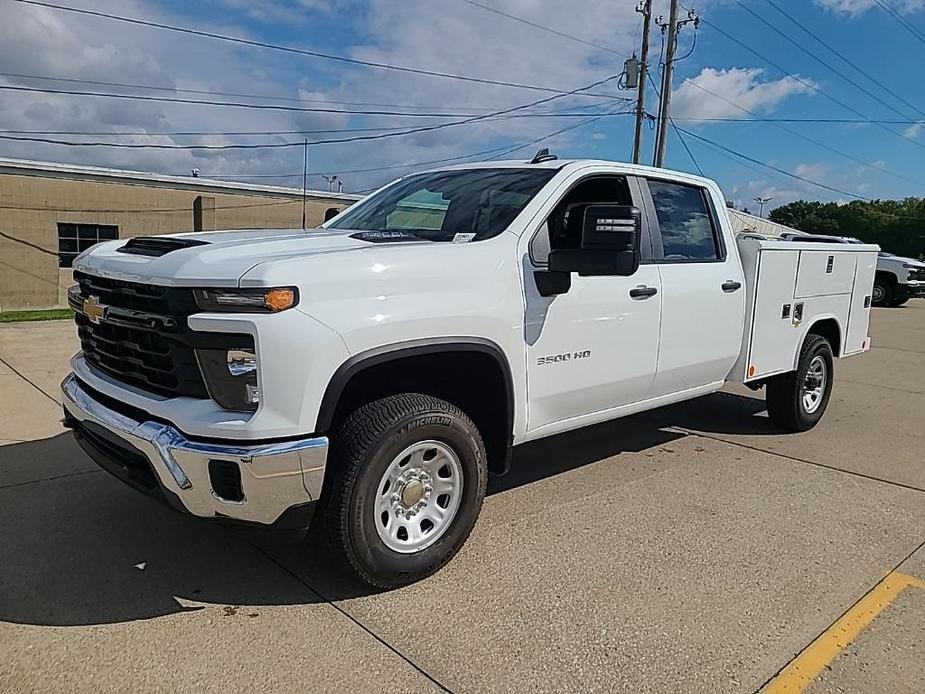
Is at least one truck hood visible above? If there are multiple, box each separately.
[895,255,925,268]
[73,228,428,286]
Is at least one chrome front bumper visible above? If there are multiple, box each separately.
[61,374,328,527]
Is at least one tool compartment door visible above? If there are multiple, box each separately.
[844,251,877,355]
[745,249,800,379]
[795,250,856,298]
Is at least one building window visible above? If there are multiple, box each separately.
[324,207,341,222]
[57,223,119,267]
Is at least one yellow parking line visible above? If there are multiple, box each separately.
[761,571,925,693]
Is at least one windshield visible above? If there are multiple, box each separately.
[328,168,558,242]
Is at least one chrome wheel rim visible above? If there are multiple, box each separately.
[872,285,885,303]
[802,355,827,414]
[374,440,463,554]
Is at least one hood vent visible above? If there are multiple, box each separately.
[117,236,210,257]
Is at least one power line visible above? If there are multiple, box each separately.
[666,117,924,124]
[3,116,922,138]
[669,117,703,175]
[0,84,515,118]
[685,132,925,223]
[0,81,630,120]
[681,78,925,187]
[0,71,506,112]
[674,125,868,200]
[691,10,925,152]
[0,125,415,137]
[0,73,624,150]
[732,0,923,123]
[872,0,925,46]
[9,0,622,100]
[764,0,925,121]
[459,0,627,57]
[0,111,633,212]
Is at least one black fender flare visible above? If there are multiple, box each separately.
[314,337,515,447]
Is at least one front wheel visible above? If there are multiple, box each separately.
[324,393,487,589]
[872,279,892,307]
[766,334,834,432]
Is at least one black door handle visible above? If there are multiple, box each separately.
[629,285,658,299]
[721,280,742,293]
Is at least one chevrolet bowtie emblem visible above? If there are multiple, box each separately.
[83,295,107,324]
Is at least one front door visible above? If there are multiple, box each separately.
[523,173,662,437]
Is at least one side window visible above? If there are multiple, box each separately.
[648,180,720,261]
[530,176,632,264]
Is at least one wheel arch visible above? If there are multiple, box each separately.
[316,337,515,474]
[803,316,842,360]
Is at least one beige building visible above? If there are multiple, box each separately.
[0,158,361,310]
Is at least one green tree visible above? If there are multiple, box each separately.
[768,198,925,257]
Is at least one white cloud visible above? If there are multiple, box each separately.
[903,121,924,138]
[794,161,830,180]
[815,0,925,16]
[670,68,815,121]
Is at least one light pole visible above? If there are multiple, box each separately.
[754,196,773,218]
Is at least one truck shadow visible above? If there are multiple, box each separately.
[0,390,772,627]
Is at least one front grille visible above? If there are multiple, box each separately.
[71,272,251,400]
[75,311,208,397]
[74,271,197,314]
[909,268,925,282]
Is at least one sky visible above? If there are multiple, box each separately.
[1,0,924,212]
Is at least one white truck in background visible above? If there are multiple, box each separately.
[61,155,878,588]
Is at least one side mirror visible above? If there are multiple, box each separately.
[547,204,641,277]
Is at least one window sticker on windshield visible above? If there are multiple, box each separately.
[452,233,476,244]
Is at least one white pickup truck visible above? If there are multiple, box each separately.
[61,156,878,587]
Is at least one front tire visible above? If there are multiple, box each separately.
[872,278,893,307]
[766,334,834,432]
[324,393,487,589]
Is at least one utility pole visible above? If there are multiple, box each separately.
[653,4,698,168]
[632,0,652,165]
[654,0,680,168]
[301,138,308,230]
[754,196,773,218]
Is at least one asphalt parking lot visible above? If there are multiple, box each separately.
[1,305,923,693]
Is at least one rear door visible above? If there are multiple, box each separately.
[523,172,662,436]
[641,178,746,397]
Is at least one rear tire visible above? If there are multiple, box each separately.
[324,393,487,589]
[872,278,892,307]
[766,334,834,432]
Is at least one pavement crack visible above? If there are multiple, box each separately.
[247,541,454,693]
[838,377,924,395]
[668,427,925,495]
[0,467,102,491]
[0,355,61,406]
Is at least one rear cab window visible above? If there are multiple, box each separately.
[646,179,723,262]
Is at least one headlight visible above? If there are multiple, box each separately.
[903,263,921,269]
[196,347,260,411]
[194,287,298,313]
